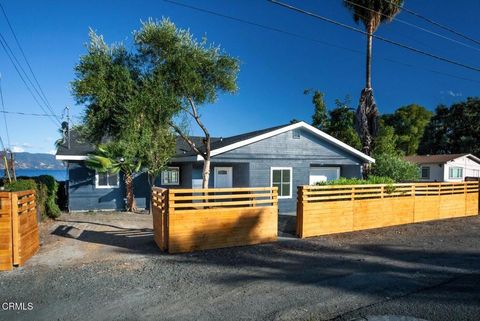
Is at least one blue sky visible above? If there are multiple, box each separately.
[0,0,479,154]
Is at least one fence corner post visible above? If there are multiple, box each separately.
[11,192,20,266]
[296,186,305,238]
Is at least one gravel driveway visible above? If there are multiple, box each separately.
[0,213,479,321]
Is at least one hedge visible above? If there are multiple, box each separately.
[3,175,61,219]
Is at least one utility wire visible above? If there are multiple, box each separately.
[0,36,60,126]
[0,2,58,119]
[162,0,480,84]
[383,0,480,47]
[343,0,480,52]
[0,32,60,124]
[268,0,480,73]
[0,74,11,149]
[0,110,59,117]
[162,0,362,55]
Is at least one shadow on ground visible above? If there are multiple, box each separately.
[52,220,160,254]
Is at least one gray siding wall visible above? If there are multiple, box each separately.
[212,128,364,214]
[67,128,364,214]
[68,161,150,211]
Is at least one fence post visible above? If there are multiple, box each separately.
[296,186,304,238]
[11,193,19,266]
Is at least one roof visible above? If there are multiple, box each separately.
[404,153,480,164]
[56,121,375,163]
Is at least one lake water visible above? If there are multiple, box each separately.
[3,169,68,181]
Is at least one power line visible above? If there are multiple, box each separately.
[0,32,61,124]
[0,2,58,119]
[343,0,480,53]
[162,0,480,84]
[162,0,362,55]
[0,74,11,149]
[0,110,59,117]
[0,36,60,126]
[268,0,480,73]
[383,0,480,47]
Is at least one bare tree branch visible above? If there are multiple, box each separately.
[169,121,205,158]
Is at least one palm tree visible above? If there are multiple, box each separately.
[86,145,141,212]
[344,0,403,156]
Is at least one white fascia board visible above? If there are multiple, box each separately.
[169,156,202,162]
[55,155,88,161]
[465,154,480,164]
[209,121,375,163]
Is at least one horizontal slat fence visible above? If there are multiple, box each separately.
[152,187,278,253]
[0,190,40,271]
[0,192,13,271]
[297,182,479,238]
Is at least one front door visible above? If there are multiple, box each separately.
[214,167,233,188]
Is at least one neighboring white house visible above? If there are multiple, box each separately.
[405,153,480,182]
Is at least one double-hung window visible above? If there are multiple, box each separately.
[161,167,180,185]
[95,171,120,189]
[449,167,463,179]
[271,167,292,199]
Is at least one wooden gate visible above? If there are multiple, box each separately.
[0,190,40,271]
[152,187,278,253]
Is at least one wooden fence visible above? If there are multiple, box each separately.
[297,182,479,238]
[0,190,40,271]
[152,187,278,253]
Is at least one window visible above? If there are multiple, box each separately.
[292,129,301,139]
[271,167,292,199]
[473,169,480,177]
[95,171,119,189]
[449,167,463,179]
[421,166,430,179]
[161,167,180,185]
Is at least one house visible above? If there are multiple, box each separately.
[56,121,374,214]
[405,153,480,182]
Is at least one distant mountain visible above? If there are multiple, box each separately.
[1,152,65,170]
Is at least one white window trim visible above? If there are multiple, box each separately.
[449,166,463,179]
[161,167,180,186]
[95,171,120,189]
[271,167,293,199]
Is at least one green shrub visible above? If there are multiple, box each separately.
[315,175,394,186]
[4,179,37,191]
[36,175,61,219]
[3,176,60,219]
[371,154,420,182]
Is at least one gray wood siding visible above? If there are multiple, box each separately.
[212,128,364,214]
[68,161,150,211]
[214,129,363,164]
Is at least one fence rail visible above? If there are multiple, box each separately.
[297,182,479,238]
[152,187,278,253]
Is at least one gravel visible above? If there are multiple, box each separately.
[0,213,479,321]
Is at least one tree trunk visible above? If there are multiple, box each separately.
[202,157,211,189]
[125,172,137,212]
[355,88,379,156]
[366,23,373,89]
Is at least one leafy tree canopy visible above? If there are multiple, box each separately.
[382,104,432,155]
[326,97,362,150]
[305,89,328,130]
[419,97,480,156]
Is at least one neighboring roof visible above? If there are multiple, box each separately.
[404,153,480,164]
[56,121,375,163]
[55,131,95,160]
